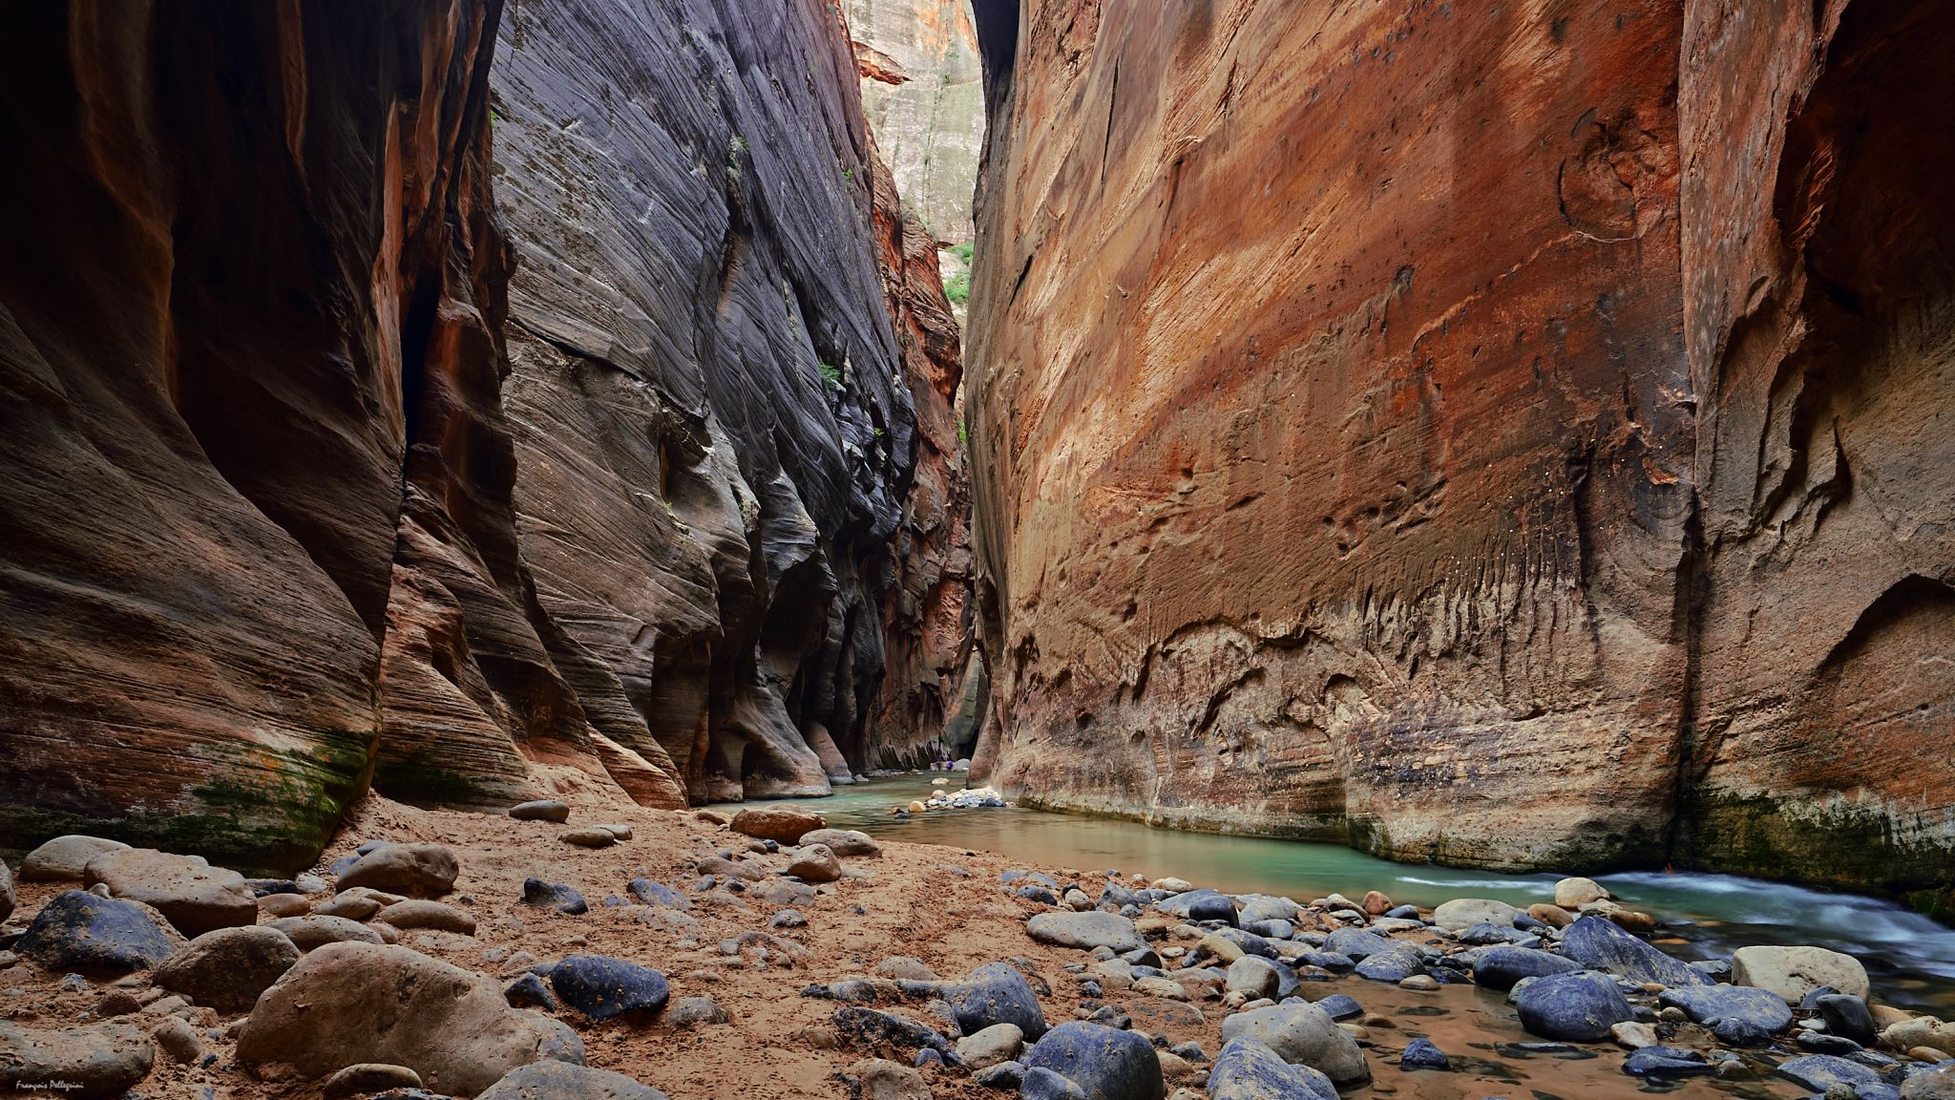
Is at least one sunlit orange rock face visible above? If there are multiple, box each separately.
[966,0,1954,908]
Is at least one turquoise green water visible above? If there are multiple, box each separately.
[758,775,1955,1012]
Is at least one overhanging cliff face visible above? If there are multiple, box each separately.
[489,0,958,799]
[0,0,960,869]
[1677,0,1955,914]
[0,0,517,871]
[967,0,1954,906]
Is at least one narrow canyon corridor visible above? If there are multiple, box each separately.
[0,2,1950,1099]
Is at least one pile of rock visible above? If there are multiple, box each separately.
[976,868,1955,1099]
[0,818,678,1100]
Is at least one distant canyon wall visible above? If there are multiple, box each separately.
[0,0,961,872]
[966,0,1955,911]
[844,0,987,246]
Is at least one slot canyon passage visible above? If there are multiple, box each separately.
[0,0,1953,1098]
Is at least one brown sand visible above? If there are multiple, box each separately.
[0,777,1843,1099]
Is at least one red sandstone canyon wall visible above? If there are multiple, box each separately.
[966,0,1953,908]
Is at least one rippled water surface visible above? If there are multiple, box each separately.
[770,775,1955,1012]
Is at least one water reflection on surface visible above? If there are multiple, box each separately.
[755,775,1955,1012]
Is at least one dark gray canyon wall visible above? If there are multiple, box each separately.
[966,0,1955,912]
[0,0,962,871]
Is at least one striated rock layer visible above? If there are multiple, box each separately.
[965,0,1955,910]
[489,0,965,795]
[0,0,962,868]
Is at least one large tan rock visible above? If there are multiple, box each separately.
[731,806,826,845]
[0,1020,155,1099]
[1432,899,1520,932]
[237,942,583,1093]
[334,844,458,899]
[269,915,385,951]
[19,836,131,882]
[1882,1016,1955,1059]
[153,925,300,1011]
[1731,945,1870,1004]
[1554,878,1610,907]
[82,849,256,937]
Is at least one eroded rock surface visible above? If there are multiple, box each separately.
[0,0,964,867]
[963,0,1955,906]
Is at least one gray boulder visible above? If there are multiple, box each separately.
[1219,1003,1369,1086]
[943,961,1048,1039]
[16,890,184,973]
[1207,1035,1337,1100]
[1560,916,1708,987]
[1022,1021,1163,1100]
[1472,946,1583,991]
[1656,984,1793,1034]
[479,1061,669,1099]
[1514,970,1635,1042]
[1026,912,1142,953]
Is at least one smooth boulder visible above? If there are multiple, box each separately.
[1514,970,1635,1042]
[479,1061,670,1099]
[786,844,842,883]
[957,1022,1025,1070]
[1473,946,1583,991]
[523,877,590,915]
[730,806,825,844]
[236,942,583,1094]
[1218,1003,1369,1086]
[1554,877,1610,907]
[269,914,385,950]
[19,835,131,882]
[1560,916,1708,987]
[154,925,300,1011]
[1432,898,1519,931]
[1027,912,1143,953]
[0,858,12,923]
[16,890,185,973]
[0,1021,155,1099]
[509,800,571,823]
[549,954,670,1022]
[1731,945,1870,1004]
[800,828,882,857]
[334,844,458,899]
[1022,1021,1164,1100]
[375,899,477,934]
[1657,984,1794,1034]
[323,1064,424,1098]
[944,961,1049,1038]
[1206,1035,1337,1100]
[82,848,256,936]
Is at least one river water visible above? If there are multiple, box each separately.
[765,775,1955,1013]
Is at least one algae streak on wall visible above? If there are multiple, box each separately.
[0,0,964,872]
[963,0,1955,913]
